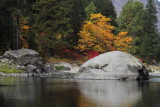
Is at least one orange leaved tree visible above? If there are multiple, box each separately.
[76,13,132,52]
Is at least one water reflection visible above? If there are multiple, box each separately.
[0,77,80,107]
[77,80,142,107]
[0,77,160,107]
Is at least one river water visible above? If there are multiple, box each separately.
[0,77,160,107]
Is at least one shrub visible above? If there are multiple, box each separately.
[87,50,99,59]
[55,65,65,71]
[62,49,82,59]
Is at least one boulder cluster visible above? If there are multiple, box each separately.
[0,49,149,80]
[0,49,79,77]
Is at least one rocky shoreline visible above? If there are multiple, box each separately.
[0,49,80,78]
[0,72,76,78]
[1,49,159,80]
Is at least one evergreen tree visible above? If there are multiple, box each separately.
[68,0,85,46]
[84,1,97,18]
[117,0,146,55]
[81,0,117,25]
[0,0,33,53]
[140,0,160,62]
[32,0,73,55]
[93,0,117,26]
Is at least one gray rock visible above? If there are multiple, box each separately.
[53,62,79,73]
[43,63,55,72]
[16,65,27,71]
[36,68,42,73]
[75,51,149,80]
[0,58,15,65]
[3,49,42,66]
[0,58,10,63]
[27,65,37,73]
[0,56,3,59]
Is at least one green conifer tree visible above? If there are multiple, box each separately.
[32,0,73,55]
[140,0,160,62]
[117,0,146,55]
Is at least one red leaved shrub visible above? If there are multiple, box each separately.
[87,51,99,59]
[62,49,82,60]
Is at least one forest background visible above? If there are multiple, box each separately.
[0,0,160,64]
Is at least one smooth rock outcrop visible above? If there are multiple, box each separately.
[75,51,149,80]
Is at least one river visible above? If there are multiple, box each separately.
[0,77,160,107]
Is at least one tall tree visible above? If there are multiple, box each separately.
[93,0,117,26]
[81,0,117,25]
[32,0,73,55]
[0,0,34,53]
[117,0,146,55]
[68,0,85,46]
[76,13,132,52]
[140,0,160,62]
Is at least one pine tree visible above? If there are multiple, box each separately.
[32,0,73,55]
[140,0,160,62]
[81,0,117,25]
[117,0,146,55]
[93,0,117,26]
[0,0,33,53]
[68,0,85,46]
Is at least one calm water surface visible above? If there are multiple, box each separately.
[0,77,160,107]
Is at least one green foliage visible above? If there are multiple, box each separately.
[0,64,23,74]
[117,0,145,55]
[93,0,117,26]
[140,0,160,62]
[81,0,117,25]
[55,66,65,71]
[84,1,97,18]
[32,0,73,55]
[67,0,85,46]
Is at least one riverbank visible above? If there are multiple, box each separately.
[0,49,159,80]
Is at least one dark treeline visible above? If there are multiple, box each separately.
[0,0,160,63]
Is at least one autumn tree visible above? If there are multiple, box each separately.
[76,13,132,53]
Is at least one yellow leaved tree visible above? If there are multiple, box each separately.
[76,13,132,52]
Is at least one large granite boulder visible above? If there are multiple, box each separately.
[1,49,43,74]
[75,51,149,80]
[3,49,42,66]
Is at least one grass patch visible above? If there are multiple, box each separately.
[55,65,65,71]
[0,64,23,74]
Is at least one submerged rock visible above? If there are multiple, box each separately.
[75,51,149,80]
